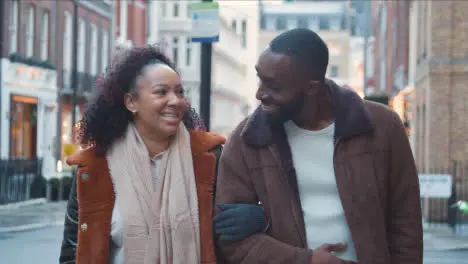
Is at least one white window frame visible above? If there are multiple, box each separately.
[26,6,35,57]
[9,1,19,54]
[90,24,98,75]
[101,29,109,73]
[78,19,86,72]
[119,0,128,41]
[40,11,49,60]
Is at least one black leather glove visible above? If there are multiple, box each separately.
[213,203,267,242]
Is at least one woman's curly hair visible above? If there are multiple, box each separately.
[76,45,205,154]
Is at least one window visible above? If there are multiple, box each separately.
[90,24,98,75]
[172,37,179,67]
[276,17,286,30]
[185,38,191,67]
[286,17,296,30]
[266,17,276,31]
[330,17,341,31]
[298,17,308,29]
[101,30,109,72]
[161,1,167,17]
[241,20,247,48]
[26,6,35,57]
[173,3,179,17]
[9,1,18,54]
[40,11,49,60]
[329,65,339,78]
[319,17,329,30]
[231,20,237,32]
[309,17,319,31]
[78,19,86,72]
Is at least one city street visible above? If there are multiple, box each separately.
[0,225,468,264]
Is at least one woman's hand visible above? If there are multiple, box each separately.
[213,203,267,242]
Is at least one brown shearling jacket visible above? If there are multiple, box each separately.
[215,81,423,264]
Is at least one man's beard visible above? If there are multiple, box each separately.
[266,93,306,126]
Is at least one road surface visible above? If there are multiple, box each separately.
[0,225,468,263]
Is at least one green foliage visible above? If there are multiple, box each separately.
[8,53,56,70]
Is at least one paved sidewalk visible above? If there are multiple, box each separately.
[424,225,468,251]
[1,200,468,252]
[0,201,66,233]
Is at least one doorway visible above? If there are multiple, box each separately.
[9,95,38,159]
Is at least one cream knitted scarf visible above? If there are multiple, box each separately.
[107,123,201,264]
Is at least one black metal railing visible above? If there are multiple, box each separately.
[422,160,468,235]
[0,159,43,204]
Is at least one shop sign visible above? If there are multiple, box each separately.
[3,61,57,91]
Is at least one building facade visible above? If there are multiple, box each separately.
[0,0,113,177]
[371,1,410,97]
[407,1,468,172]
[259,1,354,88]
[114,0,148,50]
[56,1,112,163]
[0,0,58,178]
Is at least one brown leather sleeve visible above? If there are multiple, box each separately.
[215,131,311,264]
[387,111,423,264]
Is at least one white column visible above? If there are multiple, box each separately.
[148,1,161,44]
[120,0,128,41]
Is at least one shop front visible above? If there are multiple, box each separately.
[0,59,58,179]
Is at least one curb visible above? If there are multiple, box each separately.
[0,220,63,234]
[0,198,47,211]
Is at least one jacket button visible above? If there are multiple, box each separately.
[80,172,88,180]
[80,223,88,231]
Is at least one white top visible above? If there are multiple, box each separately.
[109,153,164,264]
[284,121,357,262]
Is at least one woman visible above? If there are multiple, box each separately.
[59,46,266,264]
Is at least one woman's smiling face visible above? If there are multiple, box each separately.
[124,63,188,138]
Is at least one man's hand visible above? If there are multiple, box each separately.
[213,203,267,242]
[310,243,355,264]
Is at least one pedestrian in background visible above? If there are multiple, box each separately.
[59,45,266,264]
[215,28,423,264]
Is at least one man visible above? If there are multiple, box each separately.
[214,29,423,264]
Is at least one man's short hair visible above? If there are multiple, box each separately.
[269,28,329,81]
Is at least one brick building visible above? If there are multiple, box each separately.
[55,1,112,161]
[408,1,468,172]
[114,0,148,50]
[0,0,59,178]
[0,0,113,176]
[371,1,410,97]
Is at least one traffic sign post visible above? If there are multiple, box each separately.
[189,1,220,131]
